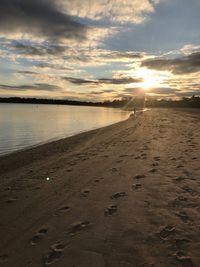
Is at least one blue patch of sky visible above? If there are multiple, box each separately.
[101,0,200,53]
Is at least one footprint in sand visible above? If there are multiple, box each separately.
[174,238,190,251]
[81,189,90,197]
[192,157,197,160]
[104,204,117,216]
[67,221,91,236]
[132,183,142,190]
[168,196,188,208]
[181,186,197,196]
[31,227,48,245]
[111,167,118,172]
[110,192,127,199]
[3,186,11,192]
[134,174,146,180]
[178,196,188,201]
[154,156,161,161]
[135,156,141,159]
[44,242,65,266]
[50,243,66,252]
[173,176,187,183]
[120,154,128,158]
[54,206,70,216]
[175,252,194,267]
[159,225,176,240]
[94,177,104,183]
[6,197,17,203]
[149,169,157,173]
[176,164,184,169]
[170,157,177,161]
[152,162,159,167]
[116,160,123,163]
[35,186,41,190]
[175,211,193,224]
[69,162,76,166]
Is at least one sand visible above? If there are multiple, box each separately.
[0,108,200,267]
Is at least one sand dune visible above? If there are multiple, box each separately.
[0,108,200,267]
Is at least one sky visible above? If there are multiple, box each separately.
[0,0,200,101]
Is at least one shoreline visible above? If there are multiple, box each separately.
[0,104,130,157]
[0,106,197,160]
[0,114,130,157]
[0,108,200,267]
[0,115,133,176]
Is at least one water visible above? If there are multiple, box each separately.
[0,103,129,155]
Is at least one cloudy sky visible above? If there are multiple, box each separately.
[0,0,200,101]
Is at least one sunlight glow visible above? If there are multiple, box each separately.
[142,77,159,90]
[133,67,166,90]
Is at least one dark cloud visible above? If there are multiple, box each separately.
[142,52,200,74]
[0,0,87,40]
[36,63,74,71]
[106,51,144,60]
[64,76,142,86]
[17,70,38,75]
[88,89,116,95]
[176,91,200,97]
[63,77,99,86]
[0,83,61,91]
[88,91,105,95]
[12,42,67,56]
[98,77,142,84]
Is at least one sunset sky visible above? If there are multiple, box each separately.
[0,0,200,101]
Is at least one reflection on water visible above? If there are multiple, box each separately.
[0,103,129,155]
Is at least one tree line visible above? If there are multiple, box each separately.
[0,95,200,108]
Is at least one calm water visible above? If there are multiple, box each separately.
[0,104,129,155]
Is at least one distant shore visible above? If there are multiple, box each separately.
[0,108,200,267]
[1,95,200,108]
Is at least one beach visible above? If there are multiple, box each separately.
[0,108,200,267]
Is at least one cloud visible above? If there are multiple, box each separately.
[63,76,143,86]
[60,0,160,24]
[12,41,67,56]
[35,63,74,71]
[0,0,161,45]
[181,44,200,55]
[17,70,38,75]
[142,52,200,74]
[0,83,61,92]
[0,0,87,40]
[147,87,179,94]
[176,90,200,97]
[123,87,144,95]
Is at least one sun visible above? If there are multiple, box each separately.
[132,67,163,91]
[142,77,159,90]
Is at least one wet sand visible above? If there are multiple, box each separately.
[0,108,200,267]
